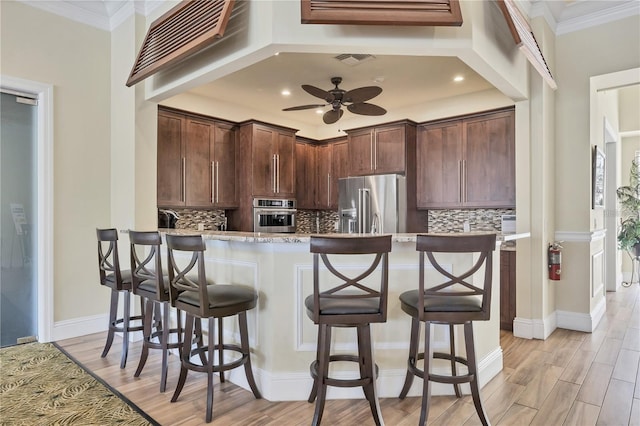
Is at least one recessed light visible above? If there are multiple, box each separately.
[281,89,291,96]
[316,109,323,114]
[454,75,464,82]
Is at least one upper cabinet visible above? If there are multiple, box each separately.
[241,122,296,198]
[347,121,414,176]
[157,108,236,208]
[296,140,316,210]
[316,138,348,209]
[296,138,348,210]
[417,108,515,209]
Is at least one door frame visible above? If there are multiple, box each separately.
[1,75,54,342]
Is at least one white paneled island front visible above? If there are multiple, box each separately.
[160,229,529,401]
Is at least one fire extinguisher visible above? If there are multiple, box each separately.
[548,242,562,280]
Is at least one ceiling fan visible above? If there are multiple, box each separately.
[283,77,387,124]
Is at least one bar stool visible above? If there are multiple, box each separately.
[129,230,185,392]
[398,233,496,426]
[96,228,144,369]
[165,234,261,423]
[305,235,392,426]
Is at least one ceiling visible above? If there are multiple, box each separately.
[21,0,639,131]
[185,53,495,126]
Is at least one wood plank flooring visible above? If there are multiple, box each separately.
[56,284,639,425]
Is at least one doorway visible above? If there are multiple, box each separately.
[0,76,54,345]
[1,91,38,347]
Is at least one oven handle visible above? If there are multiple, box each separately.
[254,209,297,215]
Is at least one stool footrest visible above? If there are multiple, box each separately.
[406,351,472,384]
[310,354,379,388]
[184,344,248,374]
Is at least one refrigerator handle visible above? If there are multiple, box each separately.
[359,188,370,234]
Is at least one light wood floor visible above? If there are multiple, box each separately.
[57,284,640,425]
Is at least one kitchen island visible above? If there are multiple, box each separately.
[159,229,529,401]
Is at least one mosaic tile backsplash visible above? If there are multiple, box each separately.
[427,208,516,233]
[172,208,228,230]
[169,207,515,235]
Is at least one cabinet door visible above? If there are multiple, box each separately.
[374,125,406,174]
[463,111,515,207]
[348,129,373,176]
[212,123,236,206]
[157,111,185,207]
[184,118,213,207]
[316,144,332,208]
[296,142,315,209]
[330,140,348,208]
[416,121,463,208]
[276,132,296,197]
[251,126,276,197]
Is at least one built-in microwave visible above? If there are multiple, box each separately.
[253,198,296,233]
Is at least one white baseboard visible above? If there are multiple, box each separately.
[224,346,504,401]
[53,313,143,342]
[512,312,556,340]
[556,297,606,332]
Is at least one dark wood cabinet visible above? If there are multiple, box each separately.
[230,120,298,231]
[296,140,316,209]
[157,108,236,208]
[315,139,348,209]
[500,250,516,331]
[416,120,463,208]
[157,110,184,207]
[247,123,296,198]
[347,122,411,176]
[417,108,515,209]
[330,140,348,208]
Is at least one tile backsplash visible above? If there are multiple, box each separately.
[298,208,516,234]
[173,208,227,230]
[427,208,516,233]
[171,207,515,235]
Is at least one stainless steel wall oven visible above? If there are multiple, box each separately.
[253,198,297,233]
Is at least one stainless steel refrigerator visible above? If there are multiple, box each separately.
[338,174,407,234]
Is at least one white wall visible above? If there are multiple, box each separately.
[554,15,640,318]
[1,1,112,323]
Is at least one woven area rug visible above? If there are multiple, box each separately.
[0,342,158,425]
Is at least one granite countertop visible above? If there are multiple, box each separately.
[159,229,531,244]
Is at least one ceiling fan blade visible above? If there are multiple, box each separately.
[343,86,383,103]
[347,103,387,116]
[302,84,335,102]
[282,104,326,111]
[323,108,343,124]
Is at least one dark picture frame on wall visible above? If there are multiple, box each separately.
[592,146,606,209]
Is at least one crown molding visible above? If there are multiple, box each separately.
[18,0,113,31]
[556,1,640,35]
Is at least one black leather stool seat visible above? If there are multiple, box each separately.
[178,284,257,311]
[305,294,381,316]
[399,291,483,316]
[103,270,132,290]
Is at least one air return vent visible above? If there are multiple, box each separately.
[301,0,463,26]
[334,54,375,66]
[126,0,236,87]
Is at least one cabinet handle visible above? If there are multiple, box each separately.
[463,160,467,202]
[182,157,186,202]
[272,154,277,193]
[373,134,377,170]
[211,161,217,203]
[216,161,219,203]
[370,134,374,170]
[458,160,463,203]
[276,154,280,193]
